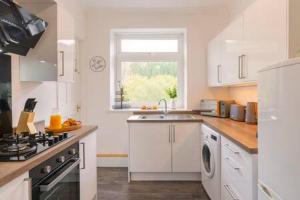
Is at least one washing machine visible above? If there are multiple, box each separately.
[201,124,221,200]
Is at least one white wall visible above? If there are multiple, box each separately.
[11,55,58,126]
[81,7,231,167]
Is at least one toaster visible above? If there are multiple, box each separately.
[230,104,246,122]
[200,99,235,118]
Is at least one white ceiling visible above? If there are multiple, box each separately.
[81,0,229,8]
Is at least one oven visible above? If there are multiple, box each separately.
[30,143,80,200]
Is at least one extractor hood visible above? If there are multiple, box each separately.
[0,0,48,56]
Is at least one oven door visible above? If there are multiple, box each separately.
[33,158,80,200]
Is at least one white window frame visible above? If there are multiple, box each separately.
[110,29,187,109]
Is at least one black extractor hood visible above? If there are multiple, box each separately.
[0,0,48,56]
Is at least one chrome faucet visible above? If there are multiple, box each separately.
[158,99,168,115]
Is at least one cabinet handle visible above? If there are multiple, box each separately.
[24,178,32,200]
[225,157,240,170]
[217,65,222,83]
[173,125,176,143]
[169,125,171,143]
[241,55,246,79]
[59,51,65,76]
[238,55,242,79]
[80,142,86,169]
[224,184,239,200]
[224,144,240,155]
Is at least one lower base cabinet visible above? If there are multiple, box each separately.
[128,122,201,180]
[80,131,97,200]
[221,136,258,200]
[0,172,30,200]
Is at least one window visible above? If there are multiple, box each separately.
[111,29,186,109]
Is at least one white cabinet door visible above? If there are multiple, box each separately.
[172,123,201,172]
[243,0,288,82]
[222,16,244,85]
[57,3,76,82]
[0,172,30,200]
[80,132,97,200]
[208,34,223,87]
[129,123,172,172]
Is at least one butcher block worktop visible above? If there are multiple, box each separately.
[200,116,258,154]
[128,113,258,154]
[0,125,98,187]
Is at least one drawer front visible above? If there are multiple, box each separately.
[221,136,252,171]
[221,136,254,200]
[221,178,243,200]
[222,155,251,200]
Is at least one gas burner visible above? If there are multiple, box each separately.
[0,145,37,157]
[0,132,73,161]
[7,143,28,152]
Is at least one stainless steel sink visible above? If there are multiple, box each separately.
[138,114,195,121]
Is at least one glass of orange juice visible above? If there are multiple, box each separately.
[50,114,62,130]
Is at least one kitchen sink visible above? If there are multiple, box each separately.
[138,114,195,121]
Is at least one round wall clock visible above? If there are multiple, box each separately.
[89,56,106,72]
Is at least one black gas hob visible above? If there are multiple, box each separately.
[0,131,73,161]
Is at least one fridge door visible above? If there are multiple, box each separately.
[258,60,300,200]
[258,180,282,200]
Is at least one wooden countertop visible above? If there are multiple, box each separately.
[128,114,258,154]
[0,125,98,187]
[199,116,257,154]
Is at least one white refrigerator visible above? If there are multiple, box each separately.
[258,58,300,200]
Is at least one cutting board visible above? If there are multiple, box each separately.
[46,124,82,133]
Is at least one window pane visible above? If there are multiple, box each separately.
[121,39,178,53]
[121,62,178,104]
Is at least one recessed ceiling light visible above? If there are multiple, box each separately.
[40,60,46,63]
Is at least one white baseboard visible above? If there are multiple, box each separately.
[130,172,201,181]
[97,157,128,167]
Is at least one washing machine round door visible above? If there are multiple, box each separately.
[202,140,215,178]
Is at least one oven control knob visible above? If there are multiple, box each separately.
[68,148,76,155]
[42,166,52,174]
[57,156,65,163]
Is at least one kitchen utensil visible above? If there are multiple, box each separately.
[24,98,36,112]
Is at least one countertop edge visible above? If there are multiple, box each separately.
[201,121,258,154]
[0,125,98,187]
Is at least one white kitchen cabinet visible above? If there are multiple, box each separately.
[57,1,76,82]
[0,172,30,200]
[208,0,300,86]
[129,122,201,178]
[243,0,288,82]
[222,16,244,85]
[208,34,223,87]
[19,0,76,82]
[172,123,201,172]
[129,123,172,172]
[80,131,97,200]
[221,136,258,200]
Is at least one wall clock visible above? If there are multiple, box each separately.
[89,56,106,72]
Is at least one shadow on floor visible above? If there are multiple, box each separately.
[97,168,210,200]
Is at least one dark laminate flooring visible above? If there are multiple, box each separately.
[98,168,210,200]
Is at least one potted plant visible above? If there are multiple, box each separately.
[166,86,177,109]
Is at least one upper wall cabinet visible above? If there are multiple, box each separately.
[208,0,300,87]
[208,34,223,86]
[18,0,77,82]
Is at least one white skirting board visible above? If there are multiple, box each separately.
[129,172,202,181]
[97,157,128,167]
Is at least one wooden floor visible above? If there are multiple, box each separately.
[98,168,210,200]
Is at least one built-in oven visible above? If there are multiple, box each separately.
[30,143,80,200]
